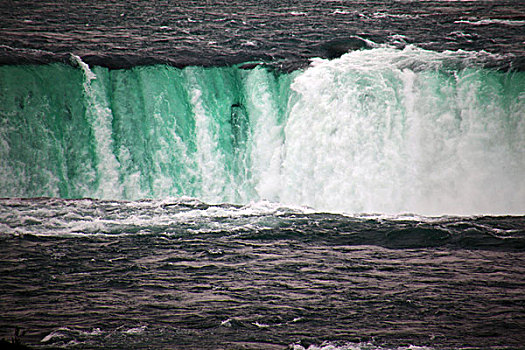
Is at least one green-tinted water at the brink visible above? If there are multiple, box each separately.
[1,49,524,215]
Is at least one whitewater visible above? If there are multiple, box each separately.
[1,47,524,215]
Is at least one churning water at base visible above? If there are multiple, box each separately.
[1,47,524,215]
[1,198,524,349]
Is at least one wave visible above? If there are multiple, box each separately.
[1,197,524,251]
[291,342,433,350]
[0,47,524,215]
[455,19,525,26]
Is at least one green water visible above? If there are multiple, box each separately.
[0,61,295,202]
[1,49,524,214]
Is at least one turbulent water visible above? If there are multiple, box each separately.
[1,198,524,349]
[0,0,524,349]
[1,50,524,215]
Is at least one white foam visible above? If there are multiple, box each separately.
[291,342,434,350]
[253,321,271,328]
[41,327,102,343]
[274,47,525,216]
[220,318,233,327]
[0,197,316,236]
[123,325,146,335]
[71,55,123,199]
[372,12,419,19]
[455,19,525,26]
[41,328,68,343]
[244,67,286,203]
[332,10,352,15]
[184,68,234,203]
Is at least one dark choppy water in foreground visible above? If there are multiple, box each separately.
[1,198,524,349]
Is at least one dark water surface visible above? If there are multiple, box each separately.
[1,199,524,349]
[1,0,524,69]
